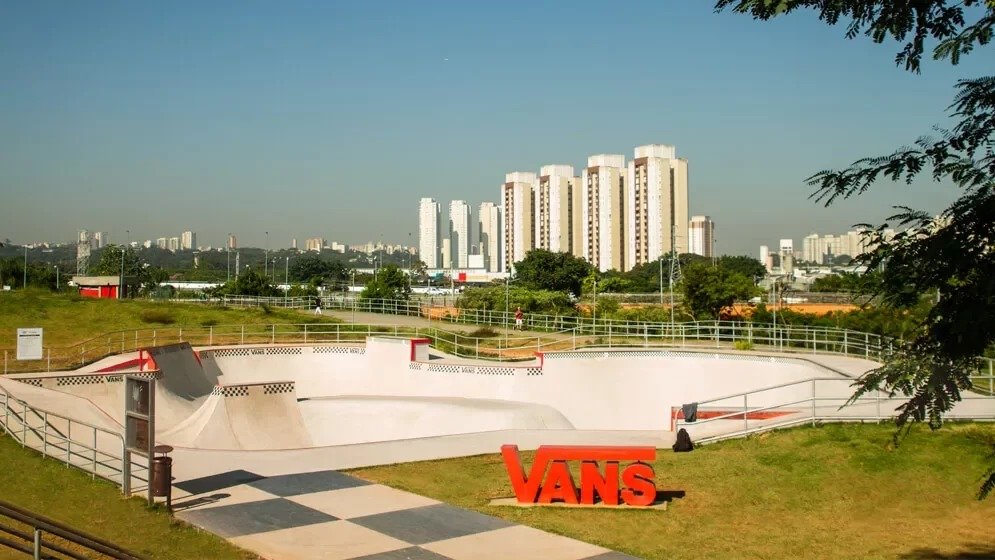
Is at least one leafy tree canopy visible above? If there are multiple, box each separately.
[360,264,410,301]
[718,255,767,280]
[513,250,594,296]
[715,0,995,497]
[681,262,759,320]
[211,269,280,297]
[91,245,168,295]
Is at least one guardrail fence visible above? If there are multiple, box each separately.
[0,385,148,497]
[0,499,146,559]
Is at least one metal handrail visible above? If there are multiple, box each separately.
[0,385,131,494]
[0,500,146,559]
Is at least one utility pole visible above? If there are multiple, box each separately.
[264,231,269,277]
[22,246,27,289]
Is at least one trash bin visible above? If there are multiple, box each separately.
[151,444,174,510]
[151,456,172,497]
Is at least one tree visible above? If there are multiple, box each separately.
[212,269,279,297]
[360,264,410,300]
[513,250,595,296]
[718,255,766,280]
[681,262,758,320]
[91,245,167,295]
[715,0,995,497]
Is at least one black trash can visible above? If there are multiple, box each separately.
[151,444,174,510]
[151,456,172,497]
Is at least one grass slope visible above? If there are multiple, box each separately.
[0,289,338,349]
[0,434,255,560]
[351,423,995,560]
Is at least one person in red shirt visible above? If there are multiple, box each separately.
[514,307,524,330]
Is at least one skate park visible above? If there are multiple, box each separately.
[2,319,995,560]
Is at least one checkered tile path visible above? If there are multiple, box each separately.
[174,469,643,560]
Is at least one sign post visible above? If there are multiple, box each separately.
[16,328,43,361]
[124,375,155,502]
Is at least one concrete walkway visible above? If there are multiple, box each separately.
[172,465,642,560]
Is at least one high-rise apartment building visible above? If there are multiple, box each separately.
[501,172,537,272]
[181,231,196,251]
[759,245,772,273]
[156,237,167,250]
[92,231,108,249]
[168,237,180,251]
[582,155,626,272]
[305,238,324,252]
[688,215,715,257]
[227,234,237,250]
[625,145,689,270]
[418,198,441,268]
[479,202,502,273]
[449,200,471,269]
[535,165,582,254]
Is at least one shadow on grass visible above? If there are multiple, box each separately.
[899,545,995,559]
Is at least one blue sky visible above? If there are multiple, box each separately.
[2,1,991,255]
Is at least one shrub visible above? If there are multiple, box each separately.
[200,318,219,327]
[734,340,754,351]
[139,309,176,325]
[260,303,273,315]
[468,326,499,338]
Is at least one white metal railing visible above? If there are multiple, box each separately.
[675,376,995,443]
[0,385,146,495]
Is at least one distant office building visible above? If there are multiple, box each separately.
[330,242,345,253]
[625,145,689,269]
[688,215,715,257]
[291,238,297,250]
[779,239,794,258]
[478,202,502,273]
[449,200,471,269]
[418,198,441,268]
[181,231,196,251]
[305,237,324,252]
[156,237,167,250]
[582,154,626,272]
[760,245,772,273]
[535,165,581,255]
[168,237,180,251]
[227,234,237,250]
[501,172,537,272]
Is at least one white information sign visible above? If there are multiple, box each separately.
[16,328,43,360]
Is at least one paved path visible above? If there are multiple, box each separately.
[173,468,641,560]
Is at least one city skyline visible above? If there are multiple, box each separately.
[2,2,984,255]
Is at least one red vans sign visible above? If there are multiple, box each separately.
[501,444,657,506]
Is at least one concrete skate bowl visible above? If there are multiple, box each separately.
[3,337,892,456]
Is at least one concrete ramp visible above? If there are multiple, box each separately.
[160,381,311,450]
[145,343,217,400]
[300,396,575,446]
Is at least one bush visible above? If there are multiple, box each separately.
[200,318,219,327]
[468,326,499,338]
[260,303,272,315]
[734,340,754,351]
[139,309,176,325]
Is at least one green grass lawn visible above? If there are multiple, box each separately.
[0,433,256,560]
[0,289,339,349]
[350,423,995,560]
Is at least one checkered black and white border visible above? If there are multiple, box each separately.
[263,382,295,395]
[312,345,366,355]
[408,363,543,377]
[212,385,250,397]
[16,378,43,387]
